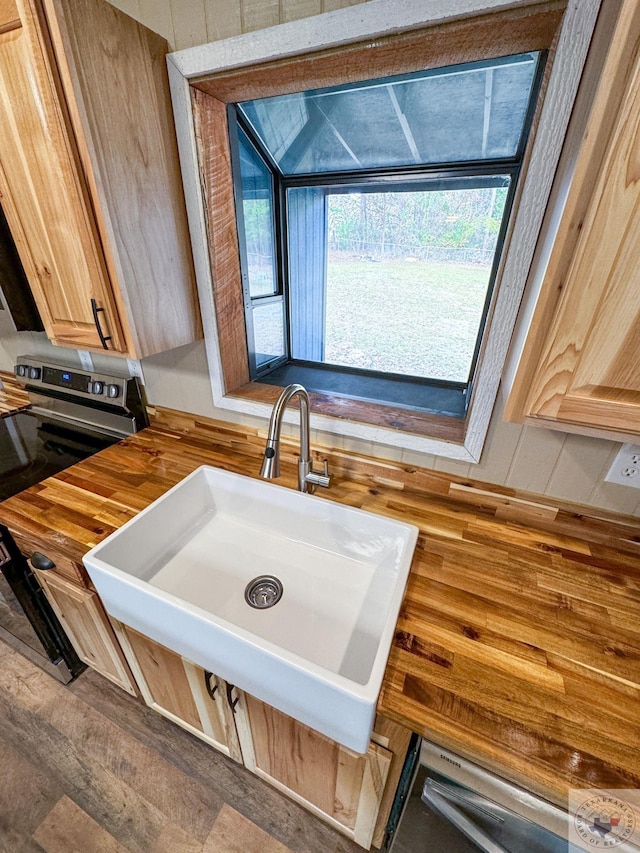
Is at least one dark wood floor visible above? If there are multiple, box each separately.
[0,642,366,852]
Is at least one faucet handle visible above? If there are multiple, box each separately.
[305,458,331,491]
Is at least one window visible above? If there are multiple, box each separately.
[171,0,598,458]
[229,55,543,416]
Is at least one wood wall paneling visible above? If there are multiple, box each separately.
[203,0,242,42]
[240,0,280,33]
[106,0,372,51]
[170,0,207,50]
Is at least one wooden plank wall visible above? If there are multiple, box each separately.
[105,0,366,51]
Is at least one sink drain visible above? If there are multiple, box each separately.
[244,575,283,609]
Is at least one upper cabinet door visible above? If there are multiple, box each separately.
[505,0,640,439]
[0,0,126,351]
[0,0,200,358]
[42,0,201,358]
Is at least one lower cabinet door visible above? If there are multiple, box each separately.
[34,569,137,695]
[235,692,393,850]
[119,627,242,763]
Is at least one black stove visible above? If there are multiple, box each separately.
[0,356,147,682]
[0,410,118,500]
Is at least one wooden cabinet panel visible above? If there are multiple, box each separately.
[34,569,137,695]
[237,693,393,849]
[0,0,19,30]
[506,0,640,438]
[120,627,202,728]
[43,0,200,357]
[15,536,89,586]
[119,627,243,762]
[0,0,200,358]
[0,1,125,352]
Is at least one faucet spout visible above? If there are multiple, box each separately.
[259,384,330,494]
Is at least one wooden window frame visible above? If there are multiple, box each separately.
[167,0,601,461]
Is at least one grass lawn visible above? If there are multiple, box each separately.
[324,259,491,382]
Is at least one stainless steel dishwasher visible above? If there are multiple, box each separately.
[390,739,640,853]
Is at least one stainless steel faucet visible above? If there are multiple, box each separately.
[260,384,331,493]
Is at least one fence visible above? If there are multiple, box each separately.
[327,239,497,265]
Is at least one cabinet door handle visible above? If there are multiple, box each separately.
[226,682,239,714]
[30,551,56,571]
[204,670,218,700]
[91,298,112,350]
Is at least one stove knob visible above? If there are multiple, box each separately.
[89,380,104,395]
[15,364,27,377]
[28,367,41,380]
[106,383,120,399]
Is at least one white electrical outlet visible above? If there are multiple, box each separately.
[126,358,145,385]
[77,350,94,372]
[605,443,640,488]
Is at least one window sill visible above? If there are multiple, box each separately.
[256,362,468,419]
[228,380,468,451]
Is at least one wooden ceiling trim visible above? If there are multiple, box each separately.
[191,4,564,104]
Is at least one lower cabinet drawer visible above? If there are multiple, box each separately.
[17,534,90,585]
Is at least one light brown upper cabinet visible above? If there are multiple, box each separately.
[505,0,640,440]
[0,0,200,357]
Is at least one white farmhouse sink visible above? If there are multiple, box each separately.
[83,466,418,752]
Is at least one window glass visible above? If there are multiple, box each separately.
[287,180,509,383]
[232,50,541,403]
[252,300,286,368]
[238,127,278,297]
[238,54,539,175]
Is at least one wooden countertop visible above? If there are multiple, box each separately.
[0,372,29,415]
[0,405,638,807]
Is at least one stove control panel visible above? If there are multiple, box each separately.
[14,357,129,406]
[13,356,147,436]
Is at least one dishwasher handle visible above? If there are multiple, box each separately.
[422,780,510,853]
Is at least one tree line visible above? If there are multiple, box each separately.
[327,187,507,259]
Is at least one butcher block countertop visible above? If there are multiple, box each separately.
[0,403,638,808]
[0,371,29,415]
